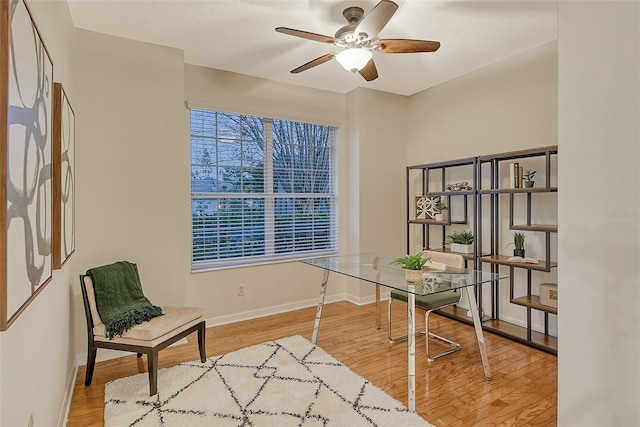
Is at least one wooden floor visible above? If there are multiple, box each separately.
[67,301,557,426]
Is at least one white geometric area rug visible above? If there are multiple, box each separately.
[105,335,433,427]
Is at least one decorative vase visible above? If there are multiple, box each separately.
[434,213,444,222]
[405,269,423,283]
[514,249,525,257]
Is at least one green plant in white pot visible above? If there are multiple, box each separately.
[434,201,448,222]
[446,230,474,254]
[390,253,431,283]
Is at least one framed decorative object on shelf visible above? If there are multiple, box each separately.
[52,83,75,269]
[1,0,54,330]
[415,196,440,220]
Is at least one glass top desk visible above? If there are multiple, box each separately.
[302,253,507,412]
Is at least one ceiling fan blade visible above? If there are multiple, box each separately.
[359,59,378,81]
[291,52,336,74]
[276,27,338,44]
[354,0,398,40]
[374,39,441,53]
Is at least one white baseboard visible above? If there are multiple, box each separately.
[203,293,347,327]
[58,362,78,427]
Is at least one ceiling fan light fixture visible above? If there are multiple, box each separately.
[335,48,373,73]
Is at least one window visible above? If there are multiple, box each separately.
[190,109,338,270]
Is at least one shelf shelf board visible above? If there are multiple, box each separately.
[421,190,474,196]
[483,319,557,354]
[435,305,492,324]
[478,187,558,194]
[409,219,468,225]
[511,295,558,314]
[427,247,491,260]
[511,224,558,232]
[480,255,557,271]
[477,145,558,162]
[407,157,476,170]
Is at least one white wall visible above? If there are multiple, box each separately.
[0,2,77,426]
[558,2,640,425]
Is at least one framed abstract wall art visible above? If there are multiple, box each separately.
[52,83,75,269]
[415,196,440,220]
[1,0,54,330]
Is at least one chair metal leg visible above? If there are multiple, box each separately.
[85,347,97,386]
[198,322,206,362]
[425,310,461,362]
[388,295,425,343]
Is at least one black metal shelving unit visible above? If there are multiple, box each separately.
[406,146,558,354]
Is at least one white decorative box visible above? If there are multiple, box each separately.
[539,283,558,308]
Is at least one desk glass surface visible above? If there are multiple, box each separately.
[302,253,505,295]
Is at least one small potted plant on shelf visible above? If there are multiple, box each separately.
[507,232,526,257]
[434,201,448,222]
[390,253,431,283]
[523,169,536,188]
[446,230,474,254]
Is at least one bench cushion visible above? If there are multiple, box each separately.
[93,306,203,341]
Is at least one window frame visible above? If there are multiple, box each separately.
[190,108,339,271]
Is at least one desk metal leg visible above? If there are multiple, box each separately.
[376,284,381,330]
[407,284,416,412]
[467,285,491,380]
[311,269,330,345]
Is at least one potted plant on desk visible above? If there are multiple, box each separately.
[391,253,431,283]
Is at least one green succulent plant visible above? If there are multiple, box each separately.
[446,230,474,245]
[435,201,448,212]
[390,253,431,271]
[523,169,536,181]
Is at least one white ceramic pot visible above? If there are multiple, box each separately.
[450,243,473,254]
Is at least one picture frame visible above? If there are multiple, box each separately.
[415,196,440,220]
[52,83,75,269]
[1,0,54,330]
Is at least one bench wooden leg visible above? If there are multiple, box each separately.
[85,347,97,386]
[198,322,207,362]
[148,350,158,396]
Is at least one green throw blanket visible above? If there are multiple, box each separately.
[87,261,163,340]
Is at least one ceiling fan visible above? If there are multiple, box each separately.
[275,0,440,82]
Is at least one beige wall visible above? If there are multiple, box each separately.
[558,2,640,425]
[345,88,408,297]
[406,41,559,329]
[0,2,76,426]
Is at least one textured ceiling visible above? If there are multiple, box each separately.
[67,0,558,96]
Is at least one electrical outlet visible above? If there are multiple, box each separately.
[238,284,245,296]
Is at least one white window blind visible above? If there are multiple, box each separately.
[190,108,338,270]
